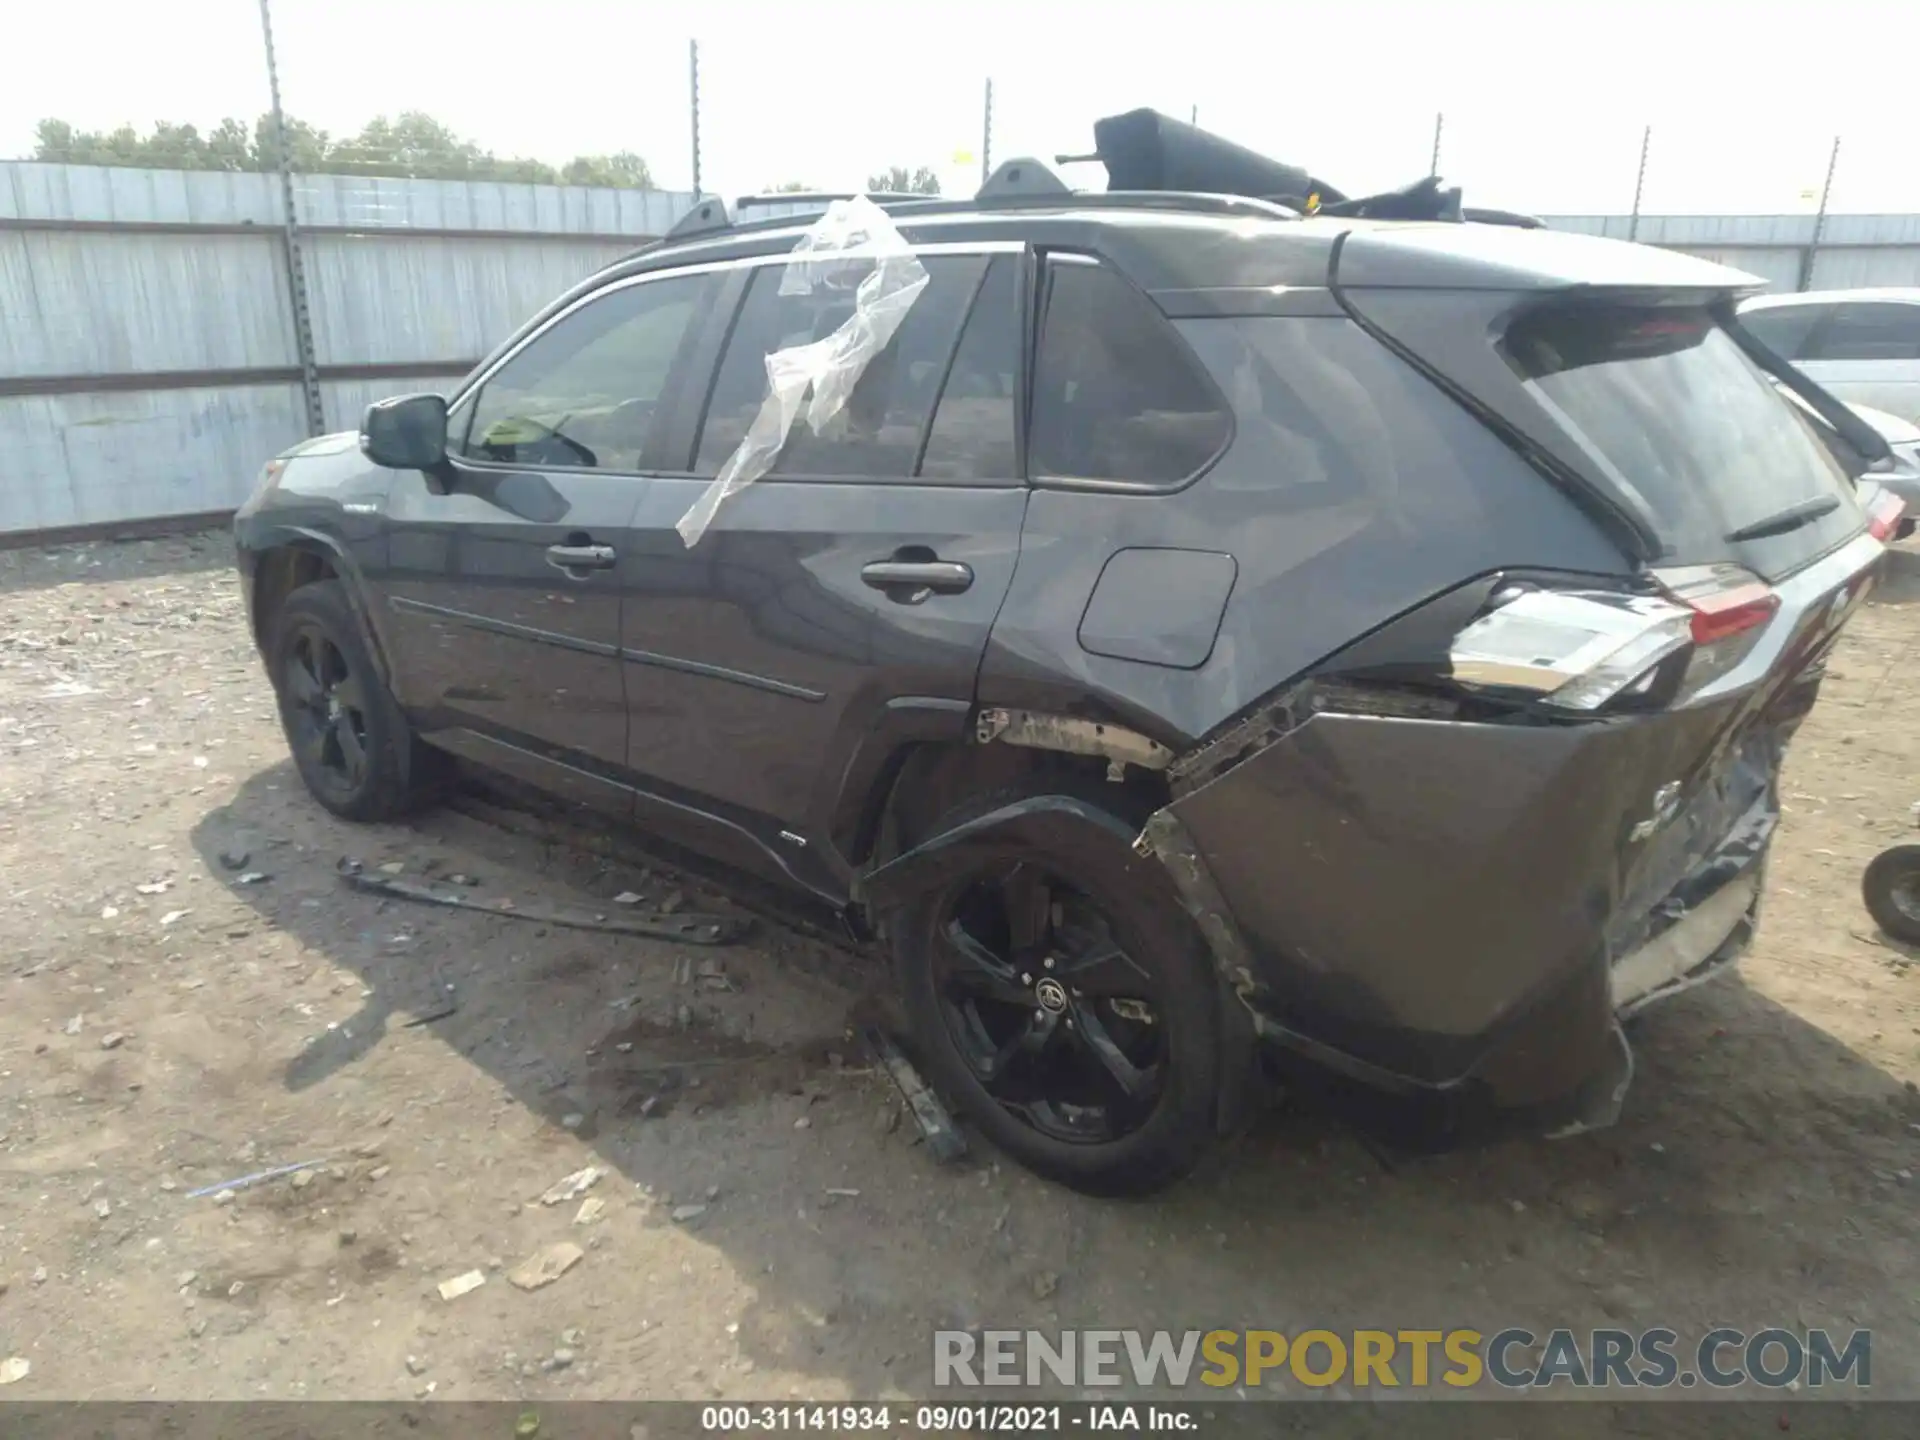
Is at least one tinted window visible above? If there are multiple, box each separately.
[1738,304,1822,361]
[1029,259,1231,486]
[464,275,708,470]
[1806,302,1920,362]
[695,256,983,478]
[918,257,1020,480]
[1505,305,1859,574]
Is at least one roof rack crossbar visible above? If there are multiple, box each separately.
[734,190,940,209]
[635,112,1546,261]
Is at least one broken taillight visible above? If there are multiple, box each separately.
[1449,565,1783,713]
[1866,487,1906,542]
[1448,588,1694,712]
[1653,565,1780,645]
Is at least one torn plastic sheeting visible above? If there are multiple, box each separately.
[676,196,930,547]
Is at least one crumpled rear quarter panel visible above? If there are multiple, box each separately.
[1166,696,1762,1088]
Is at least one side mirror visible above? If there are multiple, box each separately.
[360,393,449,472]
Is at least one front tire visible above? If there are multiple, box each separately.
[890,789,1223,1196]
[269,581,435,823]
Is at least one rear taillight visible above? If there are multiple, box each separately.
[1654,565,1780,645]
[1449,588,1694,712]
[1448,565,1781,713]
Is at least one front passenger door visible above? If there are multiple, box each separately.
[382,271,718,811]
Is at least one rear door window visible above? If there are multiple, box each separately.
[1804,302,1920,362]
[694,255,984,479]
[1504,304,1861,575]
[1029,258,1231,487]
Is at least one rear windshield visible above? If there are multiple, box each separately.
[1503,305,1861,573]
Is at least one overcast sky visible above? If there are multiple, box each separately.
[6,0,1916,215]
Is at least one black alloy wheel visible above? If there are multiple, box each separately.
[267,580,437,823]
[932,861,1168,1145]
[281,620,373,805]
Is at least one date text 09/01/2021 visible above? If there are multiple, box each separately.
[699,1404,1188,1432]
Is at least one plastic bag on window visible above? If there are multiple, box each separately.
[676,196,930,546]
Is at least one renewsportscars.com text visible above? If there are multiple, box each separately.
[933,1327,1871,1391]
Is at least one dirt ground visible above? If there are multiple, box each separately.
[2,529,1918,1409]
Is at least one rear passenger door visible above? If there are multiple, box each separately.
[1797,301,1920,425]
[617,246,1028,897]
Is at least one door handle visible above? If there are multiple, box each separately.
[546,543,617,572]
[860,560,974,596]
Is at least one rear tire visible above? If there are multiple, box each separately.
[269,581,437,823]
[890,786,1222,1197]
[1863,844,1920,945]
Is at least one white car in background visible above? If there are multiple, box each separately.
[1784,385,1920,539]
[1739,289,1920,426]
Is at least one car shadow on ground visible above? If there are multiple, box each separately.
[188,762,1920,1405]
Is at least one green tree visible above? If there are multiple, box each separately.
[561,151,653,189]
[31,112,654,190]
[866,165,941,195]
[252,113,332,173]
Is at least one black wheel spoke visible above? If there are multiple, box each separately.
[1068,999,1156,1102]
[289,714,330,768]
[333,714,368,783]
[1054,939,1151,1000]
[1003,862,1053,963]
[979,1007,1059,1085]
[285,648,323,708]
[942,920,1034,1007]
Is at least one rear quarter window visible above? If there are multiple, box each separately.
[1029,259,1231,489]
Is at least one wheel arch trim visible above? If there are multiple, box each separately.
[243,525,396,689]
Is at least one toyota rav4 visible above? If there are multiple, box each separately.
[235,111,1902,1194]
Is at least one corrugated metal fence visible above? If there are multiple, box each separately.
[8,159,1920,539]
[1,162,701,537]
[1547,213,1920,292]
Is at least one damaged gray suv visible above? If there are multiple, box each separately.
[236,111,1905,1194]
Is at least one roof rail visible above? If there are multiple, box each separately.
[644,174,1299,256]
[734,190,934,209]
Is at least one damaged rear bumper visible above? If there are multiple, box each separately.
[1136,705,1778,1150]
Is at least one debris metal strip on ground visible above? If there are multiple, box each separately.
[863,1024,967,1163]
[336,861,750,945]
